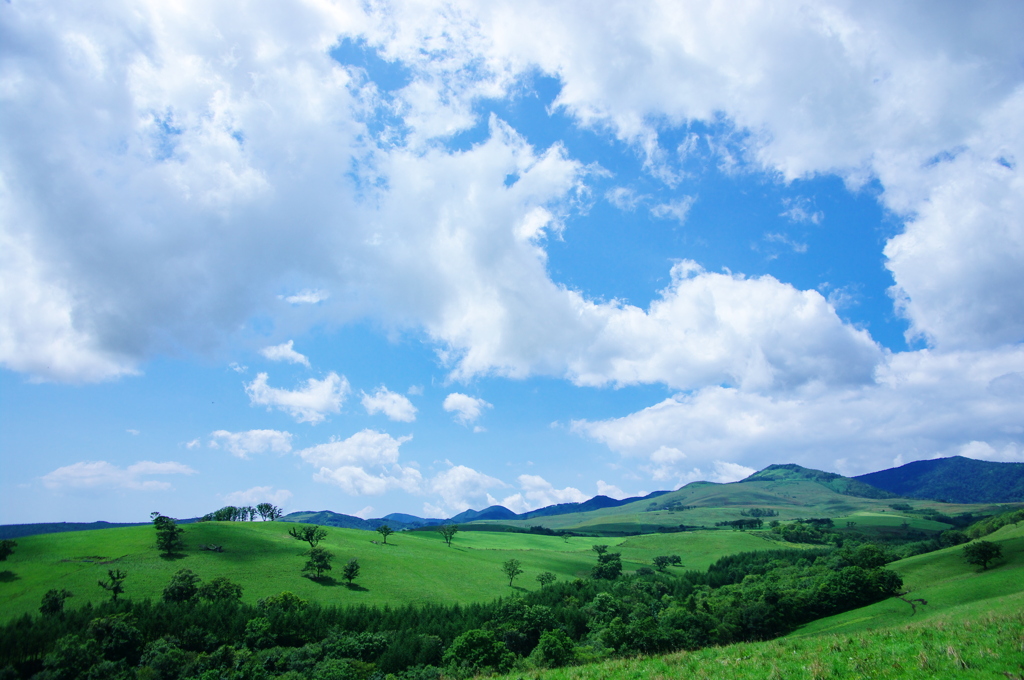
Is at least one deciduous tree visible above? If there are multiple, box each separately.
[98,569,127,602]
[151,512,185,556]
[303,547,334,579]
[376,525,394,544]
[963,540,1002,570]
[343,558,360,584]
[536,571,557,588]
[198,576,243,601]
[40,589,73,616]
[502,558,523,587]
[256,503,283,521]
[437,523,459,547]
[289,524,328,548]
[162,569,201,602]
[0,539,16,561]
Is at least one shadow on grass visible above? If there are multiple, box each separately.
[159,552,188,561]
[306,575,341,586]
[345,583,368,592]
[0,570,18,583]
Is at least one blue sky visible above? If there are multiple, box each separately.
[2,1,1023,523]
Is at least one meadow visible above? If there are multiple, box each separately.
[0,521,796,622]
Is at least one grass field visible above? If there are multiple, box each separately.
[791,521,1024,637]
[0,523,807,623]
[484,479,1019,535]
[490,522,1024,680]
[494,608,1024,680]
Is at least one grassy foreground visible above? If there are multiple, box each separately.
[0,522,793,622]
[495,609,1024,680]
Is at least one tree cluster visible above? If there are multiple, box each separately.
[200,503,283,522]
[151,513,185,557]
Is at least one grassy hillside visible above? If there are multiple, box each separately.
[792,521,1024,637]
[494,608,1024,680]
[0,523,807,623]
[480,478,1016,535]
[490,523,1024,680]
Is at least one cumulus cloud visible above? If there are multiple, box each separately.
[259,340,310,367]
[499,474,588,514]
[443,393,492,425]
[573,347,1024,481]
[427,464,507,516]
[209,429,293,458]
[296,429,420,496]
[605,187,646,211]
[41,460,196,491]
[362,386,417,422]
[596,480,626,499]
[222,485,293,507]
[245,372,349,424]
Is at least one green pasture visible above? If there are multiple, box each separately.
[496,608,1024,680]
[792,521,1024,637]
[490,479,1016,534]
[0,523,815,623]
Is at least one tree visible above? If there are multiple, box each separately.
[437,523,459,547]
[592,544,609,555]
[502,558,523,587]
[289,524,328,548]
[256,503,283,521]
[343,558,360,584]
[151,512,185,556]
[40,589,73,616]
[162,568,201,602]
[652,555,672,571]
[98,569,127,602]
[592,552,622,580]
[198,576,243,601]
[303,547,334,579]
[536,571,557,588]
[0,539,16,561]
[963,540,1002,570]
[376,525,394,544]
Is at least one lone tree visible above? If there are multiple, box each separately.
[963,540,1002,570]
[198,577,243,602]
[289,525,328,548]
[342,558,360,585]
[536,571,557,588]
[437,523,459,547]
[652,555,672,571]
[40,589,73,617]
[151,512,185,556]
[303,547,334,579]
[592,544,609,556]
[502,558,524,587]
[376,525,394,544]
[0,539,16,562]
[256,503,283,521]
[98,569,127,602]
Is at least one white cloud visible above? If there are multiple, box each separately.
[605,186,646,211]
[443,393,492,425]
[650,196,696,224]
[185,438,201,449]
[229,363,248,373]
[362,385,417,422]
[281,289,329,305]
[222,485,293,507]
[297,429,421,496]
[126,429,140,435]
[41,460,196,491]
[499,474,588,514]
[573,347,1024,480]
[763,232,808,254]
[427,464,507,516]
[780,197,824,225]
[259,340,310,367]
[353,505,374,519]
[245,372,349,424]
[209,429,293,458]
[596,480,626,499]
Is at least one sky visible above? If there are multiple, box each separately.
[1,1,1023,524]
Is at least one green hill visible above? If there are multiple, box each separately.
[743,463,895,498]
[855,455,1024,503]
[0,522,810,623]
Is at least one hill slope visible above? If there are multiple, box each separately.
[855,455,1024,503]
[742,463,895,498]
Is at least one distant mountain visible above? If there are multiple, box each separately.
[279,510,417,531]
[449,505,520,523]
[521,491,671,519]
[742,464,895,499]
[0,518,202,540]
[854,456,1024,504]
[381,513,446,528]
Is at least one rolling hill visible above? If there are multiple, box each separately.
[855,455,1024,503]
